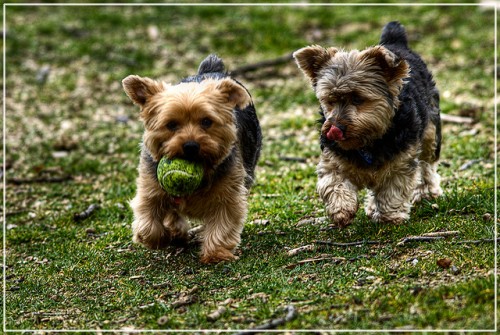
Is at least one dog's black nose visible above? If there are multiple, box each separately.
[182,141,200,160]
[336,124,347,133]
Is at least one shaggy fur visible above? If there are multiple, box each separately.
[123,55,262,263]
[293,21,442,226]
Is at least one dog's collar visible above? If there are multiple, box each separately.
[170,196,184,206]
[356,148,373,165]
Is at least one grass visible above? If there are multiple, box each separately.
[3,3,496,332]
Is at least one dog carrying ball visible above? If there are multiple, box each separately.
[157,157,203,196]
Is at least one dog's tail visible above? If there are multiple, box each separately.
[197,54,225,75]
[380,21,408,48]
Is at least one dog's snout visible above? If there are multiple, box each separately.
[336,124,346,133]
[182,141,200,159]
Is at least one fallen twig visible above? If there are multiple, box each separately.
[232,305,297,335]
[459,159,481,171]
[440,113,474,124]
[73,204,100,222]
[314,240,382,247]
[32,311,71,316]
[278,156,307,163]
[397,236,444,246]
[421,231,460,238]
[285,256,346,270]
[8,175,72,185]
[138,302,155,310]
[171,285,199,309]
[151,282,171,289]
[287,244,316,256]
[296,216,328,227]
[455,238,499,245]
[171,295,197,308]
[230,53,293,76]
[207,306,227,322]
[5,210,27,217]
[291,232,487,255]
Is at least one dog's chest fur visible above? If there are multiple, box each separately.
[319,144,419,190]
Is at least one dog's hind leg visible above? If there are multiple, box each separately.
[413,122,443,203]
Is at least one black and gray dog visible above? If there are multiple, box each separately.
[294,21,442,226]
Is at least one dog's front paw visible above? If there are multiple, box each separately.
[132,217,189,249]
[200,248,238,264]
[411,186,427,204]
[324,196,358,227]
[326,207,358,227]
[187,225,204,243]
[412,184,442,203]
[169,231,190,247]
[133,230,170,249]
[317,174,358,227]
[370,210,409,225]
[323,192,359,227]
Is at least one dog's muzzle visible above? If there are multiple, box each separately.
[182,141,201,160]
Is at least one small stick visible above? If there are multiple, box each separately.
[279,156,307,163]
[73,204,100,222]
[232,305,297,335]
[207,306,227,322]
[5,210,27,217]
[230,53,294,76]
[421,231,460,238]
[8,175,72,185]
[455,238,499,245]
[314,240,382,247]
[440,113,474,124]
[397,236,444,246]
[285,256,346,270]
[287,244,316,256]
[172,295,197,309]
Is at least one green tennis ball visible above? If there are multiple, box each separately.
[157,157,203,196]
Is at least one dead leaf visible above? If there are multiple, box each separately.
[483,213,492,221]
[207,306,226,321]
[437,258,452,269]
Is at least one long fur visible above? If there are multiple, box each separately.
[294,21,442,226]
[122,55,262,263]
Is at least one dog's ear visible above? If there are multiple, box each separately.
[293,45,338,85]
[217,78,252,109]
[360,46,409,83]
[122,75,165,107]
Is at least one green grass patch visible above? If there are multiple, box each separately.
[4,3,495,332]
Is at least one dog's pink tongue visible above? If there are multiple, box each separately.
[327,126,344,141]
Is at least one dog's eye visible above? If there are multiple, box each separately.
[166,121,179,131]
[351,95,364,106]
[201,118,213,129]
